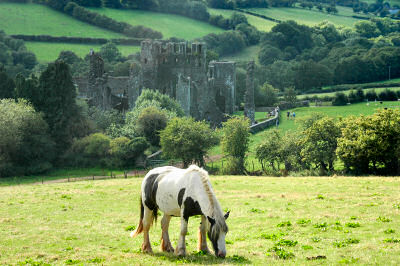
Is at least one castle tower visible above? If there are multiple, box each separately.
[244,61,255,125]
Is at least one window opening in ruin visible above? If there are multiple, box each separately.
[215,90,226,113]
[198,45,202,53]
[144,58,147,64]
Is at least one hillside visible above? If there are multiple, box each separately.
[0,3,123,38]
[89,8,224,40]
[25,42,140,63]
[247,6,369,28]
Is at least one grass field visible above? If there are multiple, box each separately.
[247,7,366,28]
[0,3,123,38]
[221,44,260,63]
[89,8,224,40]
[25,42,140,63]
[298,87,400,99]
[1,176,400,265]
[209,8,277,32]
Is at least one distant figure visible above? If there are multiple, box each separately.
[292,112,296,119]
[287,111,290,119]
[276,118,279,127]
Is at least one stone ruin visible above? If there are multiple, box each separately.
[74,41,236,125]
[244,60,255,125]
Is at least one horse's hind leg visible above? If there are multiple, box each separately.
[141,206,154,253]
[161,214,174,253]
[175,216,188,256]
[198,215,210,253]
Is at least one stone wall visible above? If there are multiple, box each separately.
[249,114,279,134]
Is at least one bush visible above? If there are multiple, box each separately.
[0,99,54,177]
[332,92,348,106]
[137,106,167,146]
[160,117,218,167]
[108,137,148,168]
[221,117,250,174]
[337,109,400,175]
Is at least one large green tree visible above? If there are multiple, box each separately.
[160,117,218,167]
[0,66,15,99]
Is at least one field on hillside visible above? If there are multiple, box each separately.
[25,42,140,63]
[221,45,260,62]
[1,176,400,265]
[89,8,224,40]
[298,87,400,99]
[209,8,276,32]
[0,3,123,38]
[247,7,366,28]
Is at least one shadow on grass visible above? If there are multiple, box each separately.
[152,251,251,264]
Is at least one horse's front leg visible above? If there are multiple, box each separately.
[161,214,174,253]
[175,216,188,256]
[198,215,210,253]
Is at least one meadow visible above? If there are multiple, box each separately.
[247,7,366,28]
[298,86,400,99]
[1,176,400,265]
[89,8,224,40]
[208,8,277,32]
[25,42,141,63]
[0,3,123,38]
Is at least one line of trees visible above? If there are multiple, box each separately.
[256,109,400,175]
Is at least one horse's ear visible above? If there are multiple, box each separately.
[224,211,230,220]
[207,216,215,225]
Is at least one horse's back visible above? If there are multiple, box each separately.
[141,165,205,217]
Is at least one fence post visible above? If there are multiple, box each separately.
[68,177,70,182]
[93,175,94,180]
[124,171,127,179]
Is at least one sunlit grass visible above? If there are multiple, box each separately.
[1,176,400,264]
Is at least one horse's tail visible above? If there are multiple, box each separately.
[130,196,144,237]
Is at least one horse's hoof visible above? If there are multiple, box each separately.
[199,248,211,254]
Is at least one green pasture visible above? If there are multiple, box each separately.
[298,87,400,99]
[25,42,140,63]
[0,3,123,38]
[209,8,276,32]
[221,44,260,63]
[247,7,365,28]
[210,101,400,169]
[1,176,400,265]
[89,8,224,40]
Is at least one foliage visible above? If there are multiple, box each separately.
[99,42,122,63]
[332,92,348,106]
[136,106,167,146]
[160,117,218,167]
[108,136,148,168]
[0,99,54,177]
[87,106,124,133]
[299,116,341,172]
[0,66,15,99]
[336,109,400,175]
[255,83,278,107]
[221,117,250,174]
[202,30,246,56]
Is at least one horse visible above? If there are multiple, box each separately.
[131,165,230,258]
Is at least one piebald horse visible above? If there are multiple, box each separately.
[131,165,229,258]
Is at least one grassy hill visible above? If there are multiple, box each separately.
[247,6,369,28]
[298,86,400,99]
[25,42,140,63]
[209,8,277,31]
[0,3,123,38]
[89,8,224,40]
[1,176,399,265]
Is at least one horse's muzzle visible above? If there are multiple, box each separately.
[217,251,226,258]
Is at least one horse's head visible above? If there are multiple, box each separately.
[207,211,230,258]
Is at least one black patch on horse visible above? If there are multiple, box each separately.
[207,219,219,255]
[183,197,202,221]
[144,173,159,221]
[178,188,185,207]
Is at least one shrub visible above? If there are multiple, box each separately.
[160,117,218,167]
[136,106,167,146]
[221,117,250,174]
[0,99,54,177]
[332,92,348,106]
[108,137,148,168]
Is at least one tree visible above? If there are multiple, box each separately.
[99,42,122,63]
[332,92,348,106]
[283,87,297,105]
[265,60,295,90]
[337,109,400,174]
[355,21,381,38]
[160,117,218,167]
[221,117,250,174]
[256,129,282,172]
[255,83,278,107]
[258,44,282,66]
[299,116,341,173]
[16,61,79,154]
[0,66,15,99]
[293,60,333,91]
[103,0,122,8]
[0,99,54,177]
[137,106,167,146]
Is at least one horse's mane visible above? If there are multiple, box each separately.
[186,165,228,236]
